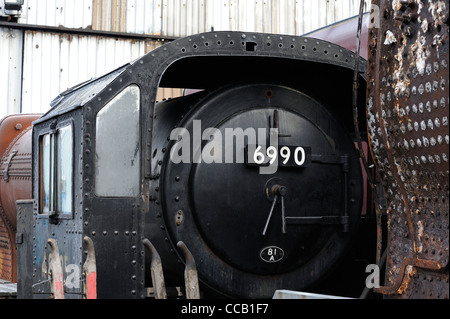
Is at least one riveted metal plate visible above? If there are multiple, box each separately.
[367,0,449,298]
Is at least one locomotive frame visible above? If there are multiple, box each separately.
[15,30,370,299]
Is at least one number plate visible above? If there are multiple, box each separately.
[245,144,312,167]
[260,246,284,263]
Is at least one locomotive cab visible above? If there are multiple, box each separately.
[17,31,370,299]
[17,66,147,299]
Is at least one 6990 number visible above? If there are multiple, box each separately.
[246,144,311,167]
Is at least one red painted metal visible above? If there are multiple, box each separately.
[86,272,97,299]
[83,237,97,299]
[305,13,369,60]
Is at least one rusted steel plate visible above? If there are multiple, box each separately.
[0,208,13,282]
[367,0,449,298]
[0,114,39,283]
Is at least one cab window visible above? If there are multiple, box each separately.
[95,84,141,197]
[40,124,73,215]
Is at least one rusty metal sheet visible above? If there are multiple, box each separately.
[0,114,38,230]
[0,114,39,283]
[0,211,14,282]
[367,0,449,298]
[0,114,38,283]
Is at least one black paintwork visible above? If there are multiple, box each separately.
[17,31,369,299]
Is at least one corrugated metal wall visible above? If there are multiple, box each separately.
[126,0,164,35]
[20,31,146,114]
[19,0,93,29]
[1,0,369,117]
[18,0,369,36]
[205,0,369,37]
[0,28,23,118]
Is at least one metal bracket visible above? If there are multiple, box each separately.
[285,216,350,225]
[177,241,200,299]
[374,257,444,295]
[143,238,167,299]
[82,236,97,299]
[31,279,52,295]
[311,153,348,166]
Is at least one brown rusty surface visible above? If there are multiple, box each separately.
[92,0,127,33]
[0,115,38,230]
[0,114,40,157]
[0,114,39,282]
[0,208,14,282]
[367,0,449,298]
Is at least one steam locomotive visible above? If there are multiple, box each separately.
[0,6,390,298]
[3,0,448,299]
[2,16,376,299]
